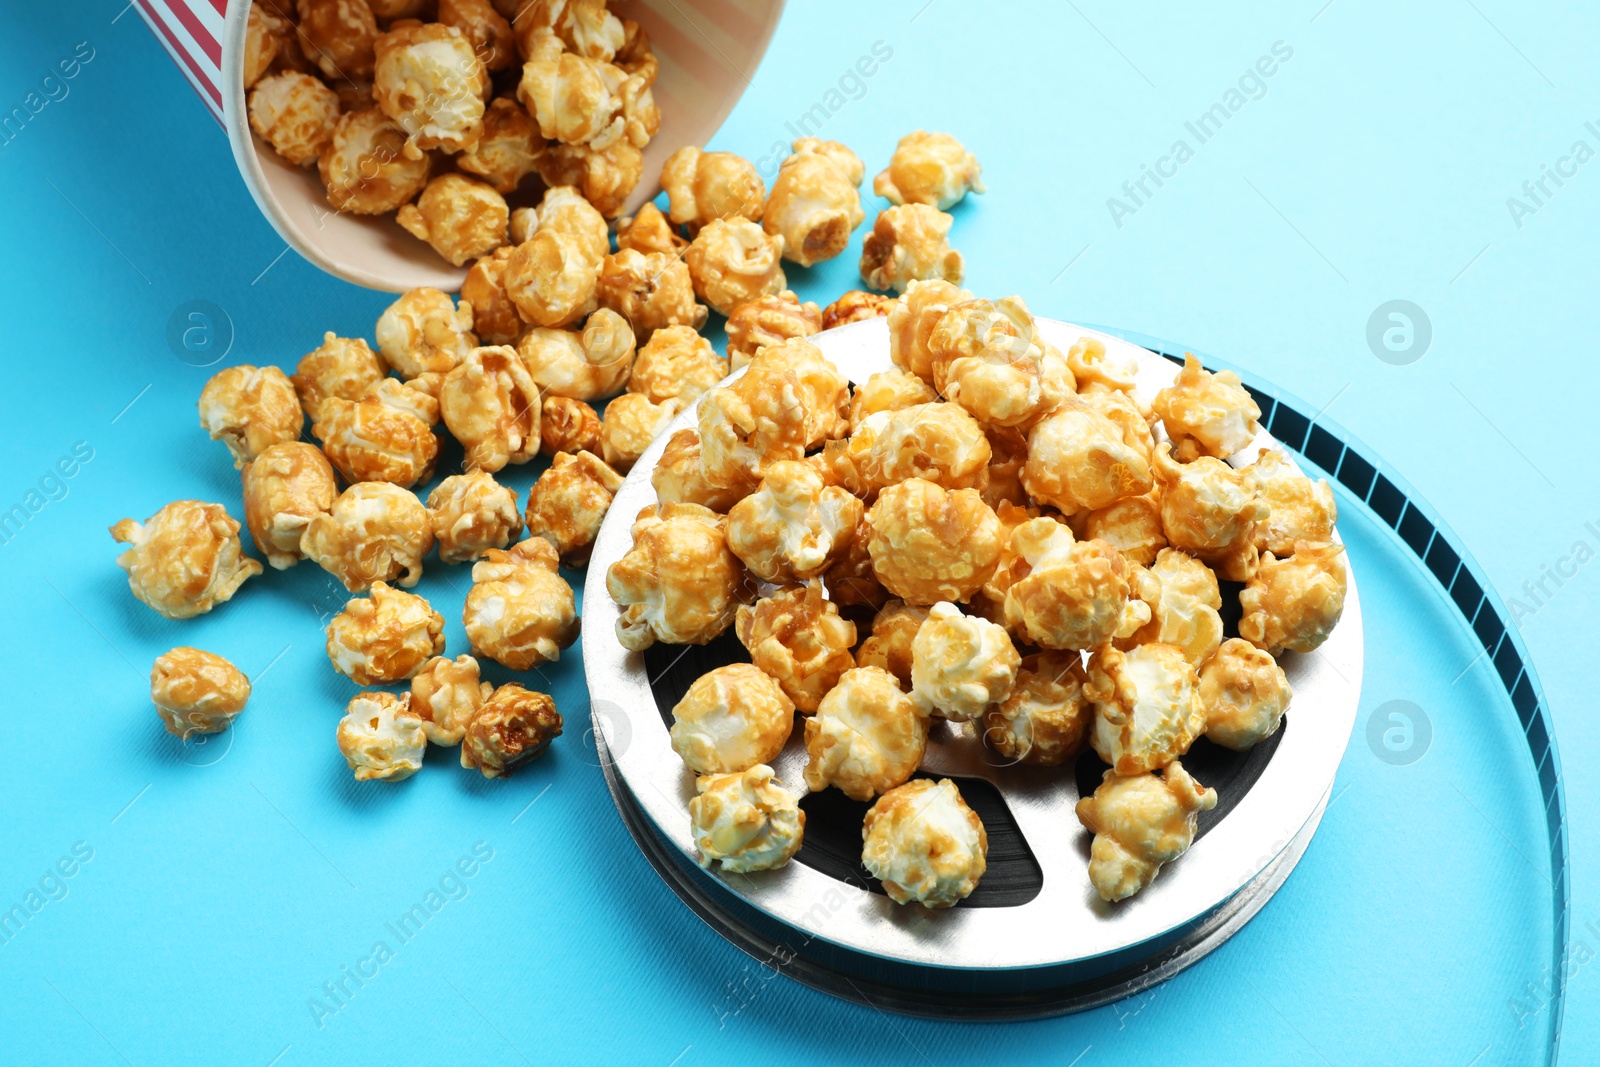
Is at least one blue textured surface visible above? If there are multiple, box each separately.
[1,2,1594,1064]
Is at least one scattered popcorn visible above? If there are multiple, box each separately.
[596,248,707,340]
[763,137,864,266]
[861,778,986,908]
[909,601,1019,721]
[1000,518,1150,650]
[1086,643,1207,776]
[427,469,523,563]
[376,287,477,379]
[671,663,794,774]
[319,107,431,214]
[689,764,805,873]
[1152,443,1265,582]
[865,478,1002,605]
[823,289,896,330]
[292,332,388,422]
[541,395,603,455]
[1152,354,1262,461]
[439,345,541,472]
[396,174,508,267]
[1075,761,1216,902]
[198,364,304,469]
[150,647,251,741]
[518,309,635,401]
[606,502,744,650]
[337,691,427,782]
[313,386,439,488]
[726,460,862,583]
[300,481,433,591]
[248,71,340,166]
[410,653,492,745]
[599,392,685,472]
[983,651,1091,766]
[804,666,927,801]
[887,278,971,384]
[503,229,600,329]
[1023,396,1153,515]
[242,441,338,570]
[661,146,765,228]
[297,0,379,82]
[461,683,563,778]
[873,130,985,210]
[847,369,938,429]
[456,96,546,192]
[628,325,728,405]
[651,429,757,513]
[1248,449,1337,557]
[523,449,623,565]
[615,201,686,255]
[326,580,446,685]
[735,582,858,713]
[110,501,261,619]
[1201,638,1292,750]
[860,203,963,293]
[1121,548,1223,665]
[853,600,929,689]
[1239,540,1348,654]
[463,538,579,669]
[685,217,787,316]
[1069,488,1166,567]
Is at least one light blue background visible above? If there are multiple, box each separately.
[1,1,1595,1063]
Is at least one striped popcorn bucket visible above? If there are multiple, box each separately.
[136,0,786,291]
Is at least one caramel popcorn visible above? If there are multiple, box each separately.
[1069,489,1166,566]
[930,296,1070,429]
[512,0,624,62]
[396,174,508,267]
[313,388,438,488]
[1152,354,1262,461]
[606,502,744,650]
[847,369,937,429]
[651,429,757,513]
[822,515,893,610]
[1066,335,1139,394]
[1075,761,1216,902]
[319,107,430,214]
[857,401,991,493]
[333,78,374,111]
[1080,386,1155,465]
[517,29,656,150]
[909,601,1019,721]
[326,580,446,685]
[198,364,304,469]
[1239,540,1348,654]
[1248,449,1338,557]
[541,395,603,455]
[887,278,970,383]
[519,184,612,264]
[456,96,545,193]
[460,684,563,777]
[628,325,728,404]
[1152,444,1265,582]
[292,332,388,421]
[599,393,685,472]
[661,146,766,228]
[248,71,341,166]
[695,341,849,484]
[297,0,379,81]
[536,138,643,218]
[523,449,623,565]
[690,764,805,873]
[1023,395,1153,515]
[517,310,635,401]
[438,345,541,472]
[150,647,251,741]
[337,691,427,782]
[999,518,1150,651]
[860,204,963,293]
[726,460,863,583]
[873,130,985,210]
[803,666,927,801]
[427,470,523,563]
[244,3,280,88]
[301,481,433,591]
[111,501,261,619]
[735,582,858,714]
[437,0,516,72]
[1121,548,1223,665]
[983,651,1091,766]
[596,248,707,339]
[853,600,929,689]
[670,663,794,774]
[375,287,476,379]
[464,538,579,670]
[241,441,338,570]
[612,15,656,82]
[1086,643,1207,776]
[503,229,601,329]
[683,217,787,316]
[410,653,492,745]
[724,290,822,370]
[864,478,1002,605]
[980,426,1030,510]
[861,778,987,908]
[823,289,896,330]
[1201,638,1292,750]
[615,202,686,256]
[763,137,864,266]
[373,22,488,157]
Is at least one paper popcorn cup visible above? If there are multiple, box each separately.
[136,0,786,292]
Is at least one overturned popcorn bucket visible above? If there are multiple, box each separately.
[136,0,786,292]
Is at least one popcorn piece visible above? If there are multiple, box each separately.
[690,764,805,873]
[1069,489,1166,567]
[541,395,603,455]
[612,15,655,82]
[628,325,728,405]
[373,22,488,157]
[313,387,438,488]
[518,184,612,265]
[823,289,897,330]
[337,692,426,782]
[983,651,1091,766]
[1248,449,1337,557]
[437,0,516,72]
[1086,643,1207,776]
[1075,761,1217,902]
[886,278,970,384]
[110,501,261,619]
[661,146,765,228]
[1120,549,1223,665]
[456,96,545,192]
[427,469,523,563]
[198,364,303,470]
[804,666,927,801]
[695,341,850,483]
[301,481,433,591]
[464,538,579,670]
[1023,396,1153,515]
[848,369,937,429]
[873,130,985,210]
[651,429,757,513]
[725,290,822,371]
[1201,638,1292,750]
[517,309,635,401]
[615,202,686,255]
[865,478,1003,605]
[1152,353,1262,461]
[536,138,643,218]
[909,601,1019,721]
[858,401,991,492]
[854,600,929,689]
[503,230,600,329]
[735,582,858,714]
[860,204,962,293]
[726,460,862,583]
[248,71,340,166]
[396,174,508,267]
[326,580,446,685]
[822,516,893,610]
[596,248,707,340]
[297,0,379,81]
[607,503,744,649]
[1066,335,1138,394]
[763,138,864,266]
[409,654,492,745]
[1152,444,1266,582]
[980,426,1030,510]
[376,288,476,379]
[930,296,1070,429]
[292,332,387,422]
[1000,518,1151,651]
[684,217,787,316]
[150,647,251,741]
[1080,386,1155,466]
[599,393,685,472]
[523,449,623,565]
[516,29,656,150]
[460,684,562,778]
[319,107,430,214]
[1239,541,1348,654]
[512,0,624,62]
[241,441,337,569]
[671,663,794,774]
[861,778,986,907]
[439,345,541,472]
[458,248,521,344]
[244,3,281,89]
